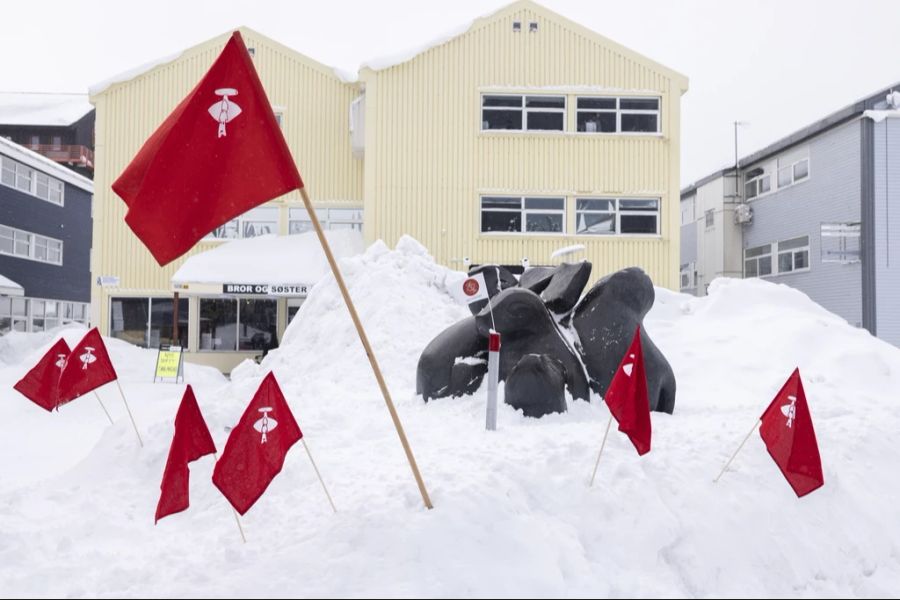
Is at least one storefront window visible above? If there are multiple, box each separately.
[238,299,278,352]
[110,298,149,347]
[110,297,188,348]
[199,298,278,352]
[200,299,238,351]
[150,298,189,348]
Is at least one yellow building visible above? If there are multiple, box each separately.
[89,0,687,372]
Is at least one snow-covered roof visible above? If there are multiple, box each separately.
[0,273,24,296]
[0,92,93,127]
[88,51,184,98]
[0,136,93,193]
[171,230,365,287]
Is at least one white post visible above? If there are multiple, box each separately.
[92,391,114,425]
[302,439,337,514]
[714,419,761,483]
[114,380,144,448]
[589,415,614,487]
[485,330,501,431]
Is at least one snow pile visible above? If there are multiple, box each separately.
[1,239,900,597]
[171,230,365,286]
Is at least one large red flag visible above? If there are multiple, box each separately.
[13,338,71,411]
[112,31,304,266]
[156,386,217,523]
[212,372,301,515]
[604,327,652,456]
[57,328,118,405]
[759,369,824,498]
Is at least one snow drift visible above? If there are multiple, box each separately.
[1,238,899,598]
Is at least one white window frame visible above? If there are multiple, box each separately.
[776,236,811,274]
[0,155,64,206]
[204,206,279,241]
[288,206,363,235]
[0,296,87,334]
[744,243,774,278]
[197,297,278,353]
[0,224,63,265]
[576,96,661,135]
[481,94,566,132]
[480,196,567,235]
[575,197,661,236]
[777,157,811,189]
[745,171,773,201]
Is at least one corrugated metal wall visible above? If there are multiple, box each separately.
[873,117,900,345]
[362,3,685,288]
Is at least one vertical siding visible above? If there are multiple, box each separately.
[90,30,363,336]
[743,120,863,327]
[363,5,683,289]
[873,118,900,345]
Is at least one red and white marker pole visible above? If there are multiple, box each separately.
[486,330,501,431]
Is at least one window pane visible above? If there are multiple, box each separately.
[577,199,614,212]
[620,199,659,211]
[759,256,773,276]
[0,234,12,254]
[795,250,809,270]
[794,159,809,180]
[778,252,794,273]
[620,98,659,110]
[1,161,14,186]
[525,213,564,233]
[482,197,521,210]
[577,112,616,133]
[45,301,57,317]
[32,300,45,317]
[759,176,771,194]
[32,319,44,332]
[483,95,522,107]
[200,299,237,351]
[0,317,9,334]
[576,212,615,234]
[745,181,757,200]
[238,299,279,352]
[289,220,314,235]
[577,97,616,110]
[621,113,658,132]
[524,197,564,210]
[11,298,27,316]
[481,211,522,232]
[525,96,564,109]
[526,112,564,131]
[0,297,9,315]
[242,220,277,238]
[779,236,809,251]
[778,167,792,187]
[150,298,189,348]
[482,109,523,130]
[620,214,658,234]
[110,298,149,347]
[207,219,240,239]
[745,245,769,258]
[745,260,758,277]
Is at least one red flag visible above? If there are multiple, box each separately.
[57,328,118,405]
[604,327,652,456]
[112,31,303,266]
[13,338,71,411]
[212,372,301,515]
[156,386,217,523]
[759,369,824,498]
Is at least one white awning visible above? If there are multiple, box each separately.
[171,230,365,297]
[0,273,24,297]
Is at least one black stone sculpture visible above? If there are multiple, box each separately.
[416,262,677,417]
[466,264,518,315]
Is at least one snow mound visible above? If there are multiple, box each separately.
[1,240,900,597]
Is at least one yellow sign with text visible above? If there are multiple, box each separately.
[155,348,183,381]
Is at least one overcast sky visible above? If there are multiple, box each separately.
[3,0,899,183]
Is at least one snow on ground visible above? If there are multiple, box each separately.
[1,237,899,598]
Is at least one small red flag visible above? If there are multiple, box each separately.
[13,338,71,411]
[156,386,217,523]
[57,328,118,406]
[759,369,824,498]
[112,31,303,266]
[604,327,652,456]
[212,372,302,515]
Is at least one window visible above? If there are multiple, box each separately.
[205,206,279,240]
[776,236,810,273]
[199,298,278,352]
[0,297,85,334]
[481,95,565,132]
[576,96,660,133]
[705,209,715,228]
[0,156,64,205]
[110,297,188,348]
[0,224,63,265]
[744,172,772,200]
[777,156,810,189]
[744,244,773,278]
[481,196,565,234]
[289,206,363,235]
[575,198,660,235]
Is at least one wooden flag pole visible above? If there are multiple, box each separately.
[589,414,614,487]
[302,439,337,514]
[215,452,247,543]
[714,419,761,483]
[92,391,115,425]
[113,380,144,448]
[299,186,433,510]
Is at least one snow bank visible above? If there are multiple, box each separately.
[1,239,899,597]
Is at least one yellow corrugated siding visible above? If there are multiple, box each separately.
[90,29,363,336]
[363,3,684,290]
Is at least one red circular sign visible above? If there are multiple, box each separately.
[463,278,480,297]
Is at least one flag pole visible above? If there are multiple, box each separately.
[299,186,433,510]
[214,452,247,543]
[301,439,337,513]
[113,380,144,448]
[589,414,614,487]
[714,419,761,483]
[92,391,114,425]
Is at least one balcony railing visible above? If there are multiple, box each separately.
[24,144,94,170]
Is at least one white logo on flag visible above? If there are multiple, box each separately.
[253,407,279,444]
[208,88,242,138]
[79,347,97,370]
[780,395,798,428]
[623,353,636,377]
[55,354,67,369]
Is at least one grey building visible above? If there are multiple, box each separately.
[0,136,93,333]
[681,83,900,346]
